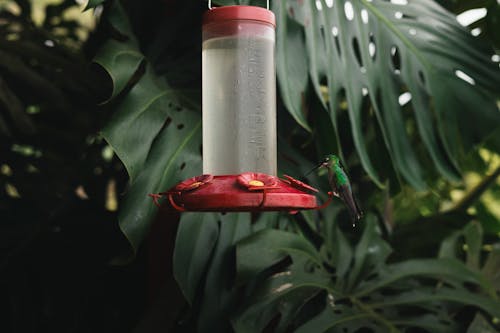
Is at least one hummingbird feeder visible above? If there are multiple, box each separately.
[150,1,332,212]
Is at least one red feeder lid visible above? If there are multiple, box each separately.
[150,173,334,213]
[203,6,276,27]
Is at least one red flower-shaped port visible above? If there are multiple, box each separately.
[282,174,319,193]
[175,174,213,192]
[237,172,279,191]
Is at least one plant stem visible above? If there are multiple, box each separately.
[451,166,500,212]
[350,296,400,333]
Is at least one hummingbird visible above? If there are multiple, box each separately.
[310,154,363,226]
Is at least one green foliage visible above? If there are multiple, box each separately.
[233,216,500,332]
[3,0,499,331]
[95,1,202,254]
[276,0,500,189]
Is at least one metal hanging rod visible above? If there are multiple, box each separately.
[208,0,270,10]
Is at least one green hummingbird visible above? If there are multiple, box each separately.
[313,154,363,226]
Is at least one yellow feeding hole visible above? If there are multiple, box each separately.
[249,180,264,187]
[190,181,203,188]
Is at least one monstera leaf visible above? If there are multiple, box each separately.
[94,1,202,254]
[232,215,500,332]
[273,0,500,189]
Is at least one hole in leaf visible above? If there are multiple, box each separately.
[379,288,401,296]
[320,26,327,51]
[175,106,183,112]
[368,34,376,60]
[454,69,475,85]
[177,123,185,130]
[319,75,328,86]
[334,35,342,58]
[409,28,417,35]
[390,46,401,72]
[315,0,322,11]
[158,117,172,133]
[470,27,481,36]
[352,38,363,69]
[361,9,369,24]
[456,8,487,27]
[418,70,425,85]
[326,0,334,8]
[331,26,339,37]
[263,313,281,333]
[344,1,354,21]
[360,296,372,302]
[398,92,412,106]
[180,162,186,170]
[397,305,430,317]
[463,281,478,292]
[394,11,403,19]
[391,0,408,4]
[322,261,336,274]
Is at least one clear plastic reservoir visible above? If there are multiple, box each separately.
[202,6,277,175]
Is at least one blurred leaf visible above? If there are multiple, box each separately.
[278,0,500,189]
[0,77,35,135]
[234,217,500,332]
[85,0,107,11]
[237,228,322,283]
[197,213,253,333]
[93,1,143,101]
[482,244,500,291]
[106,83,201,253]
[233,253,329,333]
[94,39,144,101]
[275,0,310,131]
[348,214,391,291]
[173,212,219,304]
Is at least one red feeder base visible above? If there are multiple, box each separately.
[150,173,333,213]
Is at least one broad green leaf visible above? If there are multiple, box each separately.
[197,213,253,332]
[467,313,498,333]
[368,288,500,319]
[93,1,143,101]
[101,67,187,181]
[112,102,201,254]
[173,213,219,305]
[94,39,143,101]
[347,214,391,291]
[295,306,457,333]
[275,0,310,131]
[438,229,463,259]
[280,0,500,189]
[464,221,483,270]
[233,253,331,333]
[330,223,353,290]
[103,64,202,253]
[482,244,500,291]
[236,229,322,282]
[355,258,492,297]
[84,0,106,11]
[294,305,376,333]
